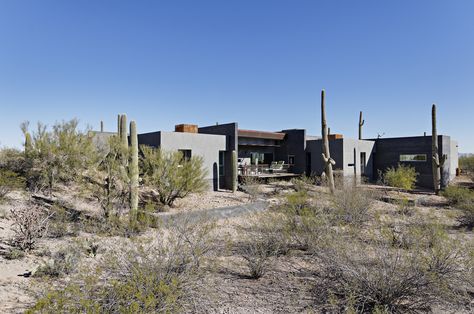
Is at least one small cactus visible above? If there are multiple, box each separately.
[431,104,446,195]
[321,90,335,194]
[231,151,237,192]
[129,120,139,222]
[358,111,365,140]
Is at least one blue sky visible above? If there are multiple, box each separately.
[1,0,473,152]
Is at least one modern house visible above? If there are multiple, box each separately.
[93,122,459,191]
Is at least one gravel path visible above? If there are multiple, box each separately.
[158,200,268,223]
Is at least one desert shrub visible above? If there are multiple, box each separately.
[46,204,79,238]
[291,175,317,192]
[29,220,217,313]
[9,201,51,250]
[141,146,208,207]
[459,155,474,174]
[241,235,280,279]
[383,164,418,190]
[34,246,81,278]
[441,186,474,228]
[3,248,25,260]
[383,221,448,250]
[240,175,262,200]
[22,120,96,195]
[330,185,375,225]
[276,192,329,251]
[314,235,471,313]
[0,169,25,200]
[442,185,474,205]
[0,148,28,174]
[395,197,415,216]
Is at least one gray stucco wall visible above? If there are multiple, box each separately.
[159,132,227,189]
[341,139,376,179]
[275,129,307,174]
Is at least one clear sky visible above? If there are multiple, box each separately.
[1,0,473,152]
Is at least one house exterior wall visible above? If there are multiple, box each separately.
[341,139,376,179]
[137,131,227,190]
[199,123,238,189]
[373,135,457,189]
[306,138,344,176]
[275,129,307,174]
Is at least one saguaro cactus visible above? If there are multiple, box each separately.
[231,151,237,192]
[129,120,139,221]
[120,114,128,150]
[321,90,336,194]
[431,104,446,195]
[358,111,365,140]
[24,132,32,156]
[101,121,104,132]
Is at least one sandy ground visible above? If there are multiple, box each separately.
[1,178,473,313]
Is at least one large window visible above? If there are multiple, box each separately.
[400,154,427,162]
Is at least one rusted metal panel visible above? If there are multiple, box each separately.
[175,124,198,133]
[238,129,286,140]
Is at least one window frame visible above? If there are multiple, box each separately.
[399,154,427,162]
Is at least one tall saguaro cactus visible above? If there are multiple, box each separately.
[321,90,336,194]
[358,111,365,140]
[431,104,446,195]
[24,132,32,155]
[100,121,104,132]
[231,151,237,192]
[120,114,128,151]
[129,120,139,221]
[117,114,121,135]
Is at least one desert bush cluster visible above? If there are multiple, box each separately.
[442,185,474,228]
[383,164,418,190]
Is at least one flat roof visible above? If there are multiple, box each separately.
[238,129,286,140]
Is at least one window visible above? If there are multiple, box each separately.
[288,155,295,165]
[400,154,427,162]
[178,149,192,162]
[219,151,225,176]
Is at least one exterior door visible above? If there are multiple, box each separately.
[360,152,366,176]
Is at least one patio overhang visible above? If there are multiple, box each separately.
[238,129,286,140]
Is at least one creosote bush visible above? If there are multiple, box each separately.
[34,246,81,278]
[442,185,474,228]
[330,184,375,225]
[0,169,25,200]
[141,146,208,207]
[384,164,418,190]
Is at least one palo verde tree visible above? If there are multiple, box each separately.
[141,146,208,207]
[21,119,95,196]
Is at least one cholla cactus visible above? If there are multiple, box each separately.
[129,120,139,221]
[431,104,446,195]
[321,90,336,194]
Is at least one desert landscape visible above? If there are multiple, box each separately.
[0,129,473,313]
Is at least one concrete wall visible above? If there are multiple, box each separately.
[341,139,376,179]
[137,131,161,148]
[199,123,238,189]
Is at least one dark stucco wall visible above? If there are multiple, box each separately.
[372,135,455,189]
[137,131,161,148]
[275,129,306,174]
[198,123,238,190]
[306,138,344,176]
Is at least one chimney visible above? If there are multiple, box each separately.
[175,124,198,133]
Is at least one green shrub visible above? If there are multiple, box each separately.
[3,248,25,260]
[383,164,418,190]
[241,235,279,279]
[34,246,81,278]
[28,219,217,313]
[0,169,25,200]
[442,185,474,205]
[141,146,208,206]
[459,155,474,174]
